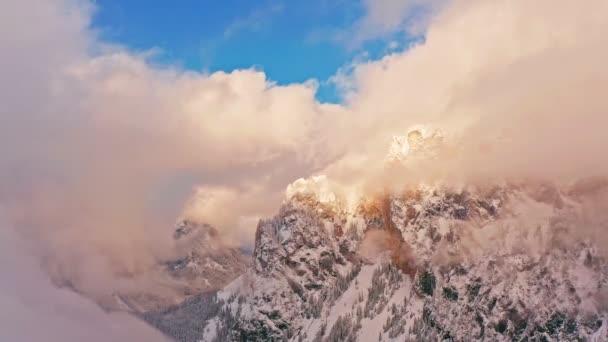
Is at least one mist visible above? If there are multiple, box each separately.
[1,0,608,337]
[1,0,333,301]
[323,0,608,188]
[0,217,168,341]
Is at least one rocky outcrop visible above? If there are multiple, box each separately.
[198,180,608,342]
[153,131,608,341]
[106,221,250,313]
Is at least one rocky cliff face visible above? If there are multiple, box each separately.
[192,179,608,342]
[149,130,608,341]
[167,221,251,298]
[103,221,250,314]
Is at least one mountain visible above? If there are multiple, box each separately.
[102,221,250,314]
[146,130,608,341]
[146,180,606,341]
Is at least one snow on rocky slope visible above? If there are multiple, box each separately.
[149,129,608,342]
[102,221,250,314]
[195,180,607,342]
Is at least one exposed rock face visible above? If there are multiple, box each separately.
[167,221,251,296]
[147,133,608,341]
[192,180,608,342]
[386,127,444,163]
[105,221,250,313]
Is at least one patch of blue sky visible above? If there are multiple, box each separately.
[92,0,420,103]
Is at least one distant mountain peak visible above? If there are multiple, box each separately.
[174,220,218,240]
[386,126,444,163]
[286,175,337,204]
[102,220,250,314]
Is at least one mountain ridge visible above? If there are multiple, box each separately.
[138,131,608,341]
[183,178,608,341]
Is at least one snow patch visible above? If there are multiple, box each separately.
[286,175,336,204]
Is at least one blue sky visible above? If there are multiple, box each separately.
[92,0,410,103]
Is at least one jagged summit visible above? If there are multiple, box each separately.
[142,130,607,341]
[192,181,608,342]
[102,220,250,314]
[285,175,338,204]
[166,220,250,289]
[386,126,444,163]
[173,220,217,240]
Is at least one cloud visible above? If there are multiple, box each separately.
[1,0,334,303]
[345,0,445,47]
[1,0,608,328]
[201,3,284,68]
[180,184,283,247]
[223,3,284,39]
[0,217,167,342]
[321,0,608,188]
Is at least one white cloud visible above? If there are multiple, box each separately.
[322,0,608,187]
[1,0,608,332]
[223,3,284,39]
[346,0,445,47]
[1,0,333,305]
[0,218,167,342]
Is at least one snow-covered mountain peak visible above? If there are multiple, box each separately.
[187,180,608,342]
[286,175,337,204]
[101,220,250,315]
[174,220,219,242]
[386,126,444,163]
[141,143,608,342]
